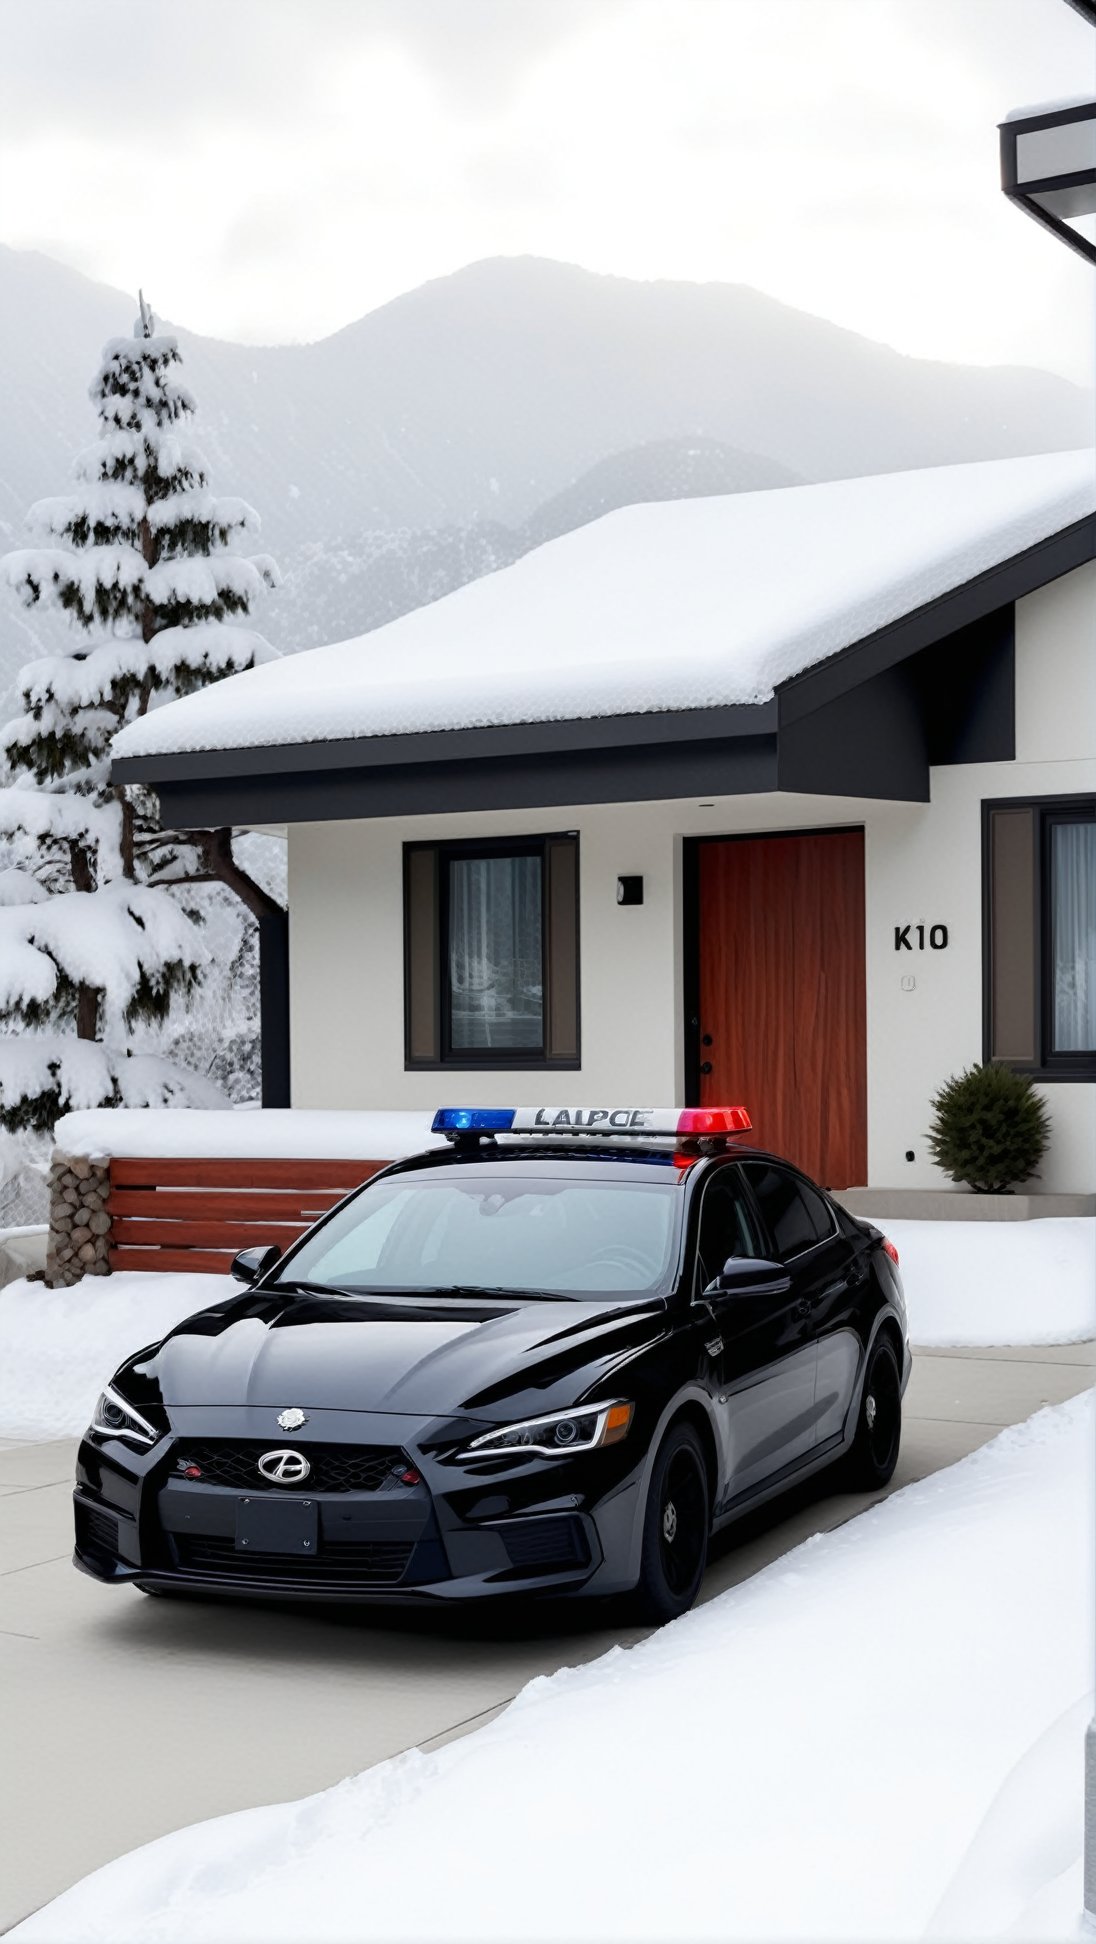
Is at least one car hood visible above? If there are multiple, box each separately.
[123,1287,667,1418]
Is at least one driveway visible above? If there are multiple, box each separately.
[2,1340,1092,1932]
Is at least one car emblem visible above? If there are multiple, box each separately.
[277,1407,308,1431]
[257,1448,311,1485]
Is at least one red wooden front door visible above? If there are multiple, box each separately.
[696,830,867,1188]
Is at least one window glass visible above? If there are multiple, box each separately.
[448,854,543,1052]
[1051,821,1096,1053]
[741,1163,831,1259]
[276,1173,681,1298]
[697,1173,763,1287]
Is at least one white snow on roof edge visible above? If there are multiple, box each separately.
[54,1107,447,1161]
[1002,95,1096,122]
[112,451,1096,764]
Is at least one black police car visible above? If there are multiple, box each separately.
[75,1106,910,1623]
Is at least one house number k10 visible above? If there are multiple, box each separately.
[895,924,948,951]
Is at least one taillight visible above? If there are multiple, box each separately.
[882,1237,900,1266]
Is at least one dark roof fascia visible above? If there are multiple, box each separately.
[111,698,777,790]
[777,512,1096,727]
[149,730,780,829]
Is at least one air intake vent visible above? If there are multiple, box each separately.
[76,1505,119,1559]
[173,1535,414,1586]
[499,1515,590,1572]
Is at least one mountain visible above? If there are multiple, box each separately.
[521,436,799,549]
[274,437,802,652]
[0,247,1089,674]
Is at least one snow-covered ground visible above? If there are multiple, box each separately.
[13,1394,1093,1943]
[877,1217,1096,1347]
[1,1219,1092,1442]
[0,1272,232,1440]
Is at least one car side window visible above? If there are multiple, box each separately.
[741,1163,834,1261]
[696,1171,763,1289]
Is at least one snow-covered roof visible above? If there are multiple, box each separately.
[113,451,1096,763]
[1002,96,1096,122]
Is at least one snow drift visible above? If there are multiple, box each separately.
[12,1395,1094,1942]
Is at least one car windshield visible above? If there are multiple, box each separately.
[273,1168,682,1299]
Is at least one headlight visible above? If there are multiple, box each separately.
[90,1384,159,1447]
[467,1401,634,1457]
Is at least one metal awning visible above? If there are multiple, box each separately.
[1001,101,1096,263]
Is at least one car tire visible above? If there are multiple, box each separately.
[629,1421,710,1625]
[843,1337,902,1491]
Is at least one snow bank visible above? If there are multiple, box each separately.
[0,1272,231,1440]
[883,1217,1096,1348]
[112,451,1096,758]
[53,1106,447,1161]
[14,1395,1093,1943]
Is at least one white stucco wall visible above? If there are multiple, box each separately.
[287,562,1096,1192]
[287,788,887,1113]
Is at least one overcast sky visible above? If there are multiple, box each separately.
[1,0,1093,382]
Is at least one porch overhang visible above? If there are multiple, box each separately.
[111,512,1095,825]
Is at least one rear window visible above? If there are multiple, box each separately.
[275,1167,683,1300]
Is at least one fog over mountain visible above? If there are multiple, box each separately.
[0,245,1090,675]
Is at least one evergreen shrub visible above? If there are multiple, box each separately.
[926,1062,1050,1193]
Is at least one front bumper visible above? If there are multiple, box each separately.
[73,1408,642,1605]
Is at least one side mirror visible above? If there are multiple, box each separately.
[707,1255,791,1300]
[231,1243,282,1286]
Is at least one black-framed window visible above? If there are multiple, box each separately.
[984,795,1096,1079]
[404,833,579,1069]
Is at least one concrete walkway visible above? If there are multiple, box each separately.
[2,1339,1092,1932]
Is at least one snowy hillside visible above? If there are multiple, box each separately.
[273,438,799,652]
[0,248,1090,678]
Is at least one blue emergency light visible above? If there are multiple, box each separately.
[431,1108,517,1135]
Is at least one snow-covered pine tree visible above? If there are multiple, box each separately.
[0,294,282,1133]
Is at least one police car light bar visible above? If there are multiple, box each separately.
[431,1106,751,1142]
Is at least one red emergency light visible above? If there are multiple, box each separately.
[675,1107,752,1138]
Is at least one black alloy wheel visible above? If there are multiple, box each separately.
[630,1422,710,1625]
[844,1337,902,1491]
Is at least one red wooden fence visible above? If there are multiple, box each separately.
[107,1156,387,1274]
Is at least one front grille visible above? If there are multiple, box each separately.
[498,1515,590,1572]
[173,1534,414,1586]
[76,1504,119,1558]
[172,1442,405,1494]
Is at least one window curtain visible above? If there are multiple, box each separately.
[1052,822,1096,1052]
[448,856,543,1050]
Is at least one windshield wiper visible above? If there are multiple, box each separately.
[271,1279,570,1303]
[270,1278,363,1299]
[325,1284,570,1302]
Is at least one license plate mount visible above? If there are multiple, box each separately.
[235,1496,319,1555]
